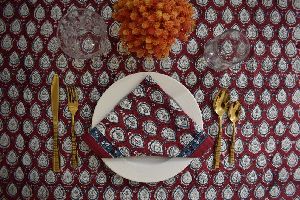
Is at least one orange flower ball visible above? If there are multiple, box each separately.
[113,0,195,59]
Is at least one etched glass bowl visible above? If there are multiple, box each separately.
[57,8,107,59]
[204,29,250,71]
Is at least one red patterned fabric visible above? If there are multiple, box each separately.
[84,75,213,158]
[0,0,299,199]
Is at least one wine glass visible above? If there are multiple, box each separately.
[203,29,250,71]
[57,8,107,59]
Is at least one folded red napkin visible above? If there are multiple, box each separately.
[83,75,213,158]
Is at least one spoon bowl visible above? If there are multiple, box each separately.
[213,89,230,115]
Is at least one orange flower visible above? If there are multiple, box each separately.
[154,28,163,36]
[162,13,170,21]
[130,12,138,20]
[146,43,153,49]
[154,22,160,29]
[156,2,164,9]
[113,0,195,59]
[156,10,163,19]
[145,37,152,43]
[148,14,156,22]
[139,5,146,13]
[142,21,149,29]
[147,27,156,35]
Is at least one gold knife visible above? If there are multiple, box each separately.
[51,74,60,172]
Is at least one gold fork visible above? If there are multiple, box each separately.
[67,86,78,168]
[228,101,241,165]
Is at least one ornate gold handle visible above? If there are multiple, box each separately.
[229,123,236,165]
[214,116,222,169]
[53,125,60,172]
[71,115,78,168]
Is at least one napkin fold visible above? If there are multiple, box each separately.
[83,75,213,158]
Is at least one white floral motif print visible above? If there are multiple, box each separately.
[110,127,125,142]
[161,128,176,141]
[129,134,144,148]
[142,121,157,135]
[106,112,119,123]
[155,108,170,123]
[150,90,164,104]
[137,102,151,116]
[175,115,190,129]
[119,98,132,110]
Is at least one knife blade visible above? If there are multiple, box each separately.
[51,73,60,172]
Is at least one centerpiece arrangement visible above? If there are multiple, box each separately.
[113,0,195,59]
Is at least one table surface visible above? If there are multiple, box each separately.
[0,0,300,199]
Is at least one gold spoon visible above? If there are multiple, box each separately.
[213,89,230,169]
[228,101,241,165]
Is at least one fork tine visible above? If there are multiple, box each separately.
[74,86,78,101]
[69,87,73,102]
[69,86,73,102]
[67,86,71,102]
[72,86,78,102]
[68,86,74,103]
[71,86,76,102]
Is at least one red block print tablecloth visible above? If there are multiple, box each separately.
[1,0,300,199]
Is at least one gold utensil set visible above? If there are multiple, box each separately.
[51,73,79,172]
[213,89,241,169]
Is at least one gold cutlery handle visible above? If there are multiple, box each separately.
[229,123,236,165]
[53,125,60,172]
[71,115,78,168]
[214,116,222,169]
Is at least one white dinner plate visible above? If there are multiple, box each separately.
[91,72,203,182]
